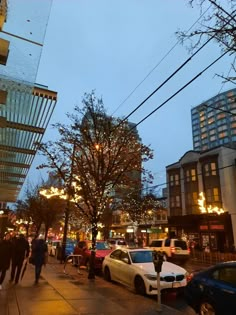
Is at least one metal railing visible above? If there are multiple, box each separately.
[190,250,236,265]
[63,254,82,275]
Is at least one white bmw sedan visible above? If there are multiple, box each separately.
[102,248,188,295]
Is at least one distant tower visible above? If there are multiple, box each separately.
[191,88,236,151]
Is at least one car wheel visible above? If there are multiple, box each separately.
[134,276,146,295]
[199,300,216,315]
[104,266,111,282]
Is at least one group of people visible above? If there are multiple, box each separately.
[0,232,48,289]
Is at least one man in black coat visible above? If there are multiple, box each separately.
[10,233,30,284]
[0,233,12,289]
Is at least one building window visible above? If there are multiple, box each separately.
[219,131,227,138]
[204,162,217,176]
[208,117,215,124]
[206,187,220,203]
[169,173,180,186]
[185,168,197,182]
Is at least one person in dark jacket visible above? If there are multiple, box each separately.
[0,233,12,290]
[31,235,48,285]
[10,233,30,284]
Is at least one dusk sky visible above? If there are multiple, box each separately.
[20,0,235,198]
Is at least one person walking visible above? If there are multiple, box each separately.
[31,235,48,285]
[0,233,12,290]
[10,233,30,284]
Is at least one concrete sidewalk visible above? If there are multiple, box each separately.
[0,257,189,315]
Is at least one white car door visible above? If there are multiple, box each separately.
[117,251,134,286]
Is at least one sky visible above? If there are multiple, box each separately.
[20,0,236,198]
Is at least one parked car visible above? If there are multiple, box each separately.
[147,238,190,262]
[102,247,188,296]
[48,239,76,258]
[74,240,113,271]
[107,238,128,250]
[185,261,236,315]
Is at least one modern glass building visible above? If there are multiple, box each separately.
[191,88,236,151]
[0,0,57,203]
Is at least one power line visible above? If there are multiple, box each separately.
[117,12,236,130]
[111,5,212,116]
[134,50,228,129]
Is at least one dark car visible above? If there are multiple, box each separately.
[185,261,236,315]
[74,240,113,271]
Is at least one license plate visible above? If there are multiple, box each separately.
[173,282,181,288]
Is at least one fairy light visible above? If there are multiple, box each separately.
[198,192,224,215]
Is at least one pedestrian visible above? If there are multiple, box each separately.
[31,234,48,285]
[0,233,13,290]
[10,233,30,284]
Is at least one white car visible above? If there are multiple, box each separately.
[102,248,188,295]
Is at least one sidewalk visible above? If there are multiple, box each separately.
[0,257,188,315]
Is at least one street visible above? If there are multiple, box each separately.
[62,256,207,315]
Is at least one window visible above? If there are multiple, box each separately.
[170,195,181,207]
[185,168,196,182]
[212,267,236,286]
[208,117,215,124]
[204,162,217,176]
[206,187,220,203]
[176,195,180,207]
[219,131,227,138]
[169,173,180,186]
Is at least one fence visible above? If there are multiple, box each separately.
[191,250,236,265]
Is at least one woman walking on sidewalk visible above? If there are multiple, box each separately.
[31,235,48,285]
[0,233,12,290]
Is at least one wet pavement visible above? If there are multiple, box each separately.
[0,256,190,315]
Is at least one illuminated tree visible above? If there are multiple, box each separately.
[14,183,63,238]
[36,91,153,279]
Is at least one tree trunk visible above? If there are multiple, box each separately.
[88,223,98,279]
[61,205,70,263]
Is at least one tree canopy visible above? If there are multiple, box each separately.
[36,91,154,278]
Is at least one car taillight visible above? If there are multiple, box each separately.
[171,246,175,253]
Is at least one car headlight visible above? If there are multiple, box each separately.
[144,274,157,281]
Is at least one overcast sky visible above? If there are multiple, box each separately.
[20,0,235,197]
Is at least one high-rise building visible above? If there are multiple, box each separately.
[191,88,236,151]
[0,0,57,203]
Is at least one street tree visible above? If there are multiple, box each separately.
[177,0,236,82]
[36,91,153,279]
[15,183,63,239]
[121,191,161,243]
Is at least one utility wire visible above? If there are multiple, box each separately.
[133,50,228,129]
[117,13,236,129]
[142,160,236,195]
[111,5,212,116]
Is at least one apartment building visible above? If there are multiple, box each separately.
[192,88,236,151]
[166,146,236,252]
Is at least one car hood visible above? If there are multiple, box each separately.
[135,261,186,275]
[95,249,113,258]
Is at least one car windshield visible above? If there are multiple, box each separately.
[130,250,153,263]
